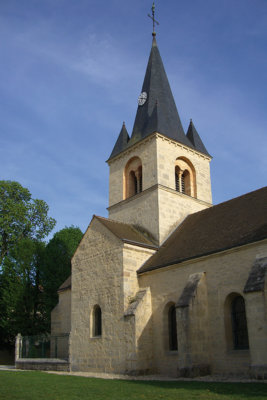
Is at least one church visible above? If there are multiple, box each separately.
[51,23,267,378]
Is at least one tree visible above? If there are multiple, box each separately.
[0,180,56,265]
[0,239,46,345]
[0,181,56,345]
[41,226,83,316]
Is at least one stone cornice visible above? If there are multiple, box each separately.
[108,183,212,211]
[107,131,212,165]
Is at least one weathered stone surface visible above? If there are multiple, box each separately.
[16,359,69,371]
[244,256,267,293]
[176,272,204,308]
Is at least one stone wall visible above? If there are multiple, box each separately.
[70,218,155,374]
[157,186,211,244]
[51,289,71,336]
[138,240,267,377]
[155,135,212,204]
[70,218,124,372]
[109,187,160,244]
[108,133,212,245]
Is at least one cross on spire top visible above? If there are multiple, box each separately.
[148,1,159,36]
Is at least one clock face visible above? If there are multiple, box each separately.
[138,91,147,106]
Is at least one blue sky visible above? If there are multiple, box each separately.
[1,0,266,238]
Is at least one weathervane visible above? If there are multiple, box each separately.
[148,2,159,36]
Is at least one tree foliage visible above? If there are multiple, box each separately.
[0,239,46,345]
[41,226,83,314]
[0,181,56,346]
[0,180,56,265]
[0,181,83,346]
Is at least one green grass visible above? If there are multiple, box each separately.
[0,371,266,400]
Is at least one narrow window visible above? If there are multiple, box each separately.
[168,305,178,351]
[181,173,185,193]
[134,174,138,194]
[93,305,102,337]
[128,171,136,197]
[139,172,143,192]
[138,166,142,193]
[231,296,249,349]
[175,172,180,192]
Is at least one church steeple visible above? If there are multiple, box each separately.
[130,36,192,147]
[109,122,130,159]
[186,119,211,157]
[107,6,212,245]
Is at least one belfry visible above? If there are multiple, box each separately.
[50,4,267,379]
[108,28,212,245]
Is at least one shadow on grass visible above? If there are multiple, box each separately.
[0,371,266,400]
[125,379,267,398]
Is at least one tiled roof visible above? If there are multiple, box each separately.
[138,187,267,274]
[58,276,71,292]
[109,122,130,160]
[95,216,158,248]
[186,119,211,157]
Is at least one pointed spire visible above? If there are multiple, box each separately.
[186,119,211,157]
[130,37,192,147]
[108,122,130,160]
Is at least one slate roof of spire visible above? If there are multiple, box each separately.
[129,36,192,147]
[108,35,210,160]
[186,119,211,157]
[109,122,130,159]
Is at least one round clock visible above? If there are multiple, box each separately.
[138,92,147,106]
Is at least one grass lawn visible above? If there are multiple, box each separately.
[0,371,266,400]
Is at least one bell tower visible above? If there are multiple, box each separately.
[107,30,212,245]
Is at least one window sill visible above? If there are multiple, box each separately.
[166,351,178,356]
[90,335,102,339]
[226,349,250,356]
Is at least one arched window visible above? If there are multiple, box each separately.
[231,296,249,350]
[224,293,249,350]
[93,305,102,337]
[174,157,196,197]
[124,157,143,199]
[168,305,178,351]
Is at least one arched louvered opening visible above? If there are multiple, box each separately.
[124,157,143,199]
[174,157,196,197]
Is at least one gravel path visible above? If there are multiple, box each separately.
[45,370,267,383]
[1,365,266,383]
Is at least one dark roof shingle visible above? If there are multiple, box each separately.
[186,119,211,157]
[138,187,267,274]
[58,276,71,292]
[95,216,157,248]
[109,122,130,160]
[130,36,191,147]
